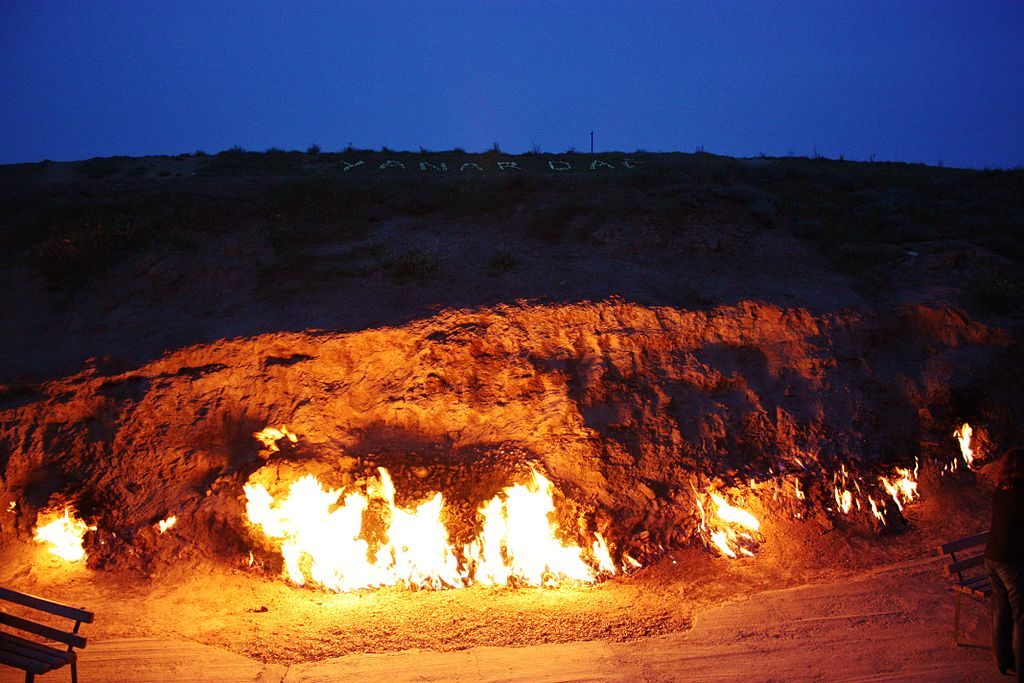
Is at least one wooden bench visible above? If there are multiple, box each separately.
[0,586,93,683]
[937,530,991,645]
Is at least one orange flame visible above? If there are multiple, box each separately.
[834,487,853,514]
[711,493,759,531]
[245,469,461,591]
[879,462,919,512]
[868,496,885,523]
[157,515,177,534]
[33,508,95,562]
[253,426,297,453]
[697,490,760,559]
[245,466,619,592]
[828,459,919,525]
[464,470,606,586]
[591,532,616,574]
[954,423,974,467]
[832,465,857,515]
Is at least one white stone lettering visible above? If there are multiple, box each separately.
[339,156,642,174]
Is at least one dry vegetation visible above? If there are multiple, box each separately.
[2,149,1021,301]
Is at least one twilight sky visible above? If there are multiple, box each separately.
[1,1,1022,168]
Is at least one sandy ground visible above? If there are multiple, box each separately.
[0,455,1000,681]
[2,155,1019,681]
[0,554,1000,682]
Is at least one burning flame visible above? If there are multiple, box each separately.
[835,487,853,514]
[591,532,616,574]
[33,508,95,562]
[831,465,863,514]
[697,490,761,559]
[245,469,460,591]
[253,426,298,453]
[868,496,884,523]
[241,426,941,577]
[943,423,978,475]
[464,470,605,586]
[245,466,617,592]
[157,515,177,534]
[711,493,759,531]
[879,463,919,512]
[827,459,920,525]
[954,423,974,468]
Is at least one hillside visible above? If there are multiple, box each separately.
[0,149,1022,667]
[1,149,1021,382]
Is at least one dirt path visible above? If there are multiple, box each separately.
[0,556,998,682]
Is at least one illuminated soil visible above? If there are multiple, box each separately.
[0,298,1016,662]
[0,297,1009,664]
[0,298,1011,570]
[0,477,993,664]
[1,152,1021,668]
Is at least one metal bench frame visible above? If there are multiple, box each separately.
[937,530,992,646]
[0,586,94,683]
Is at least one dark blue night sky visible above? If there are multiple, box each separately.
[1,1,1022,168]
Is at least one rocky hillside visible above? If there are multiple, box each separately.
[1,149,1020,382]
[1,149,1022,577]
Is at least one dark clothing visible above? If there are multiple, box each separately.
[987,486,1024,563]
[989,483,1024,679]
[987,558,1024,680]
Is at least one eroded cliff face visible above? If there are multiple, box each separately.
[0,298,1012,577]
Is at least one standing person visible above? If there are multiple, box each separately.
[987,446,1024,679]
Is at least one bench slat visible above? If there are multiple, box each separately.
[958,577,991,589]
[954,583,992,599]
[0,586,94,624]
[952,571,991,598]
[944,553,986,577]
[0,641,67,668]
[0,612,87,649]
[0,632,73,666]
[0,647,52,675]
[958,575,991,591]
[937,531,990,555]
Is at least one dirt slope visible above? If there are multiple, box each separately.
[0,151,1021,672]
[0,299,1010,577]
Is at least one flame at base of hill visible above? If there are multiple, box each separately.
[244,460,619,592]
[1,299,1014,582]
[33,507,95,562]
